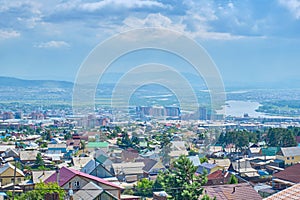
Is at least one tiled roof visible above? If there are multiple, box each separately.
[273,163,300,183]
[45,166,122,189]
[264,183,300,200]
[204,183,262,200]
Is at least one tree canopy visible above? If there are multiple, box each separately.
[155,155,208,200]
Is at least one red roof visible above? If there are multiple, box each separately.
[273,163,300,183]
[45,166,122,189]
[204,183,262,200]
[207,170,230,180]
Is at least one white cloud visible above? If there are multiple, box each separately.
[56,0,169,12]
[123,13,186,32]
[34,40,70,48]
[121,10,244,40]
[0,30,21,39]
[278,0,300,19]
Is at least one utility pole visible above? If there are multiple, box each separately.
[12,158,17,199]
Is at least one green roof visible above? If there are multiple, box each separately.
[87,142,109,148]
[96,154,108,164]
[261,147,280,156]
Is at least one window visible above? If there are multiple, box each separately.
[18,178,21,182]
[73,181,80,189]
[287,157,290,160]
[292,157,294,160]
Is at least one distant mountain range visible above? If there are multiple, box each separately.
[0,76,73,88]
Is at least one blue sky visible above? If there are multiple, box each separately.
[0,0,300,88]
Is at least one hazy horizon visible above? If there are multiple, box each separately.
[1,1,300,89]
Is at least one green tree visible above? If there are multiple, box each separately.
[80,140,86,153]
[16,182,65,200]
[228,174,238,184]
[35,152,44,166]
[155,155,207,200]
[135,178,154,197]
[200,157,208,164]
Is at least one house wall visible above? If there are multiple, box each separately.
[0,168,24,186]
[63,175,120,200]
[276,155,300,165]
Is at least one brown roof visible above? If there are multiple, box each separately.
[265,183,300,200]
[121,149,139,162]
[204,183,262,200]
[207,170,231,181]
[273,163,300,183]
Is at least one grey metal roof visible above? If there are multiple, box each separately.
[73,182,103,200]
[280,147,300,157]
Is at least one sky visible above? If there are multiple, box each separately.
[0,0,300,88]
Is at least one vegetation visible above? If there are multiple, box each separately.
[135,178,154,197]
[228,174,238,184]
[217,130,258,151]
[267,128,297,147]
[155,155,208,200]
[14,182,65,200]
[199,157,208,164]
[35,152,44,166]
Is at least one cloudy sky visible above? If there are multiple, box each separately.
[1,0,300,88]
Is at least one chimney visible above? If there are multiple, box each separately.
[232,186,236,193]
[56,168,60,185]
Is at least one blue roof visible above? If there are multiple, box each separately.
[0,192,7,196]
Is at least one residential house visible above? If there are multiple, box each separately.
[50,138,62,144]
[0,162,24,186]
[66,139,81,150]
[208,158,231,170]
[72,156,93,171]
[272,163,300,190]
[45,166,122,199]
[19,151,38,165]
[169,142,188,160]
[188,155,201,167]
[140,150,160,160]
[81,159,114,178]
[197,162,222,175]
[276,147,300,165]
[87,142,109,152]
[2,148,18,159]
[121,148,139,162]
[47,143,67,154]
[73,181,117,200]
[206,170,232,185]
[248,147,261,158]
[228,159,259,179]
[136,158,166,176]
[112,162,145,183]
[265,182,300,200]
[0,145,15,154]
[203,183,262,200]
[23,170,56,191]
[260,147,280,157]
